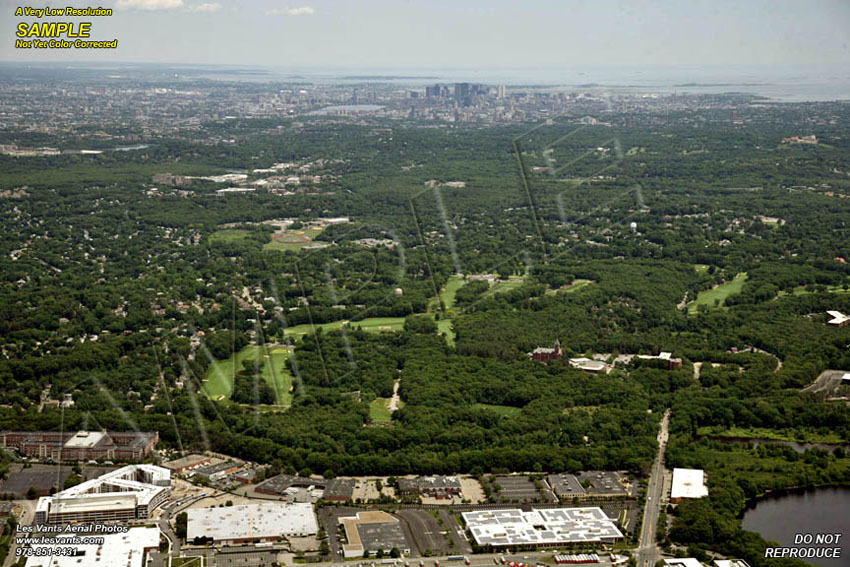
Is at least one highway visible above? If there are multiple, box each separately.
[636,409,670,567]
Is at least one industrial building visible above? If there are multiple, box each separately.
[462,507,623,547]
[186,502,317,544]
[255,473,355,501]
[24,526,160,567]
[34,465,170,525]
[397,475,462,499]
[192,461,242,482]
[0,430,158,462]
[671,468,708,502]
[339,511,410,558]
[162,454,211,474]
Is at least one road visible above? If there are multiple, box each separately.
[636,409,670,567]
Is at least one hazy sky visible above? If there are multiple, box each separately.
[2,0,849,69]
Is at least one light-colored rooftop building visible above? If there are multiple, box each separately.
[25,526,160,567]
[671,468,708,501]
[827,310,850,327]
[187,502,317,544]
[714,560,751,567]
[462,507,622,547]
[569,358,611,374]
[664,559,706,567]
[34,465,170,525]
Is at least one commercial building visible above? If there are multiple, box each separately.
[714,561,751,567]
[671,468,708,502]
[664,560,706,567]
[186,502,317,544]
[255,474,355,501]
[25,526,160,567]
[636,352,684,370]
[0,430,158,462]
[34,465,170,525]
[827,311,850,328]
[339,511,410,558]
[546,473,586,499]
[397,476,462,499]
[162,454,211,474]
[192,461,242,482]
[462,507,623,547]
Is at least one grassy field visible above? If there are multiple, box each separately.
[263,226,325,252]
[209,229,252,243]
[687,272,747,314]
[471,403,522,418]
[202,344,293,406]
[546,279,594,295]
[694,264,711,274]
[440,275,466,310]
[369,397,405,422]
[283,317,406,338]
[776,284,850,298]
[436,316,455,346]
[697,426,846,444]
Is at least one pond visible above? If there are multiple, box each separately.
[742,486,850,567]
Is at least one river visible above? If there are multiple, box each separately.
[742,486,850,567]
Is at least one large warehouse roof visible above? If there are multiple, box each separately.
[462,507,622,546]
[187,502,317,542]
[671,468,708,500]
[25,527,159,567]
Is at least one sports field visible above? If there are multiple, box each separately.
[687,272,747,314]
[202,344,293,406]
[263,226,325,252]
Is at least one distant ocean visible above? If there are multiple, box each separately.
[198,64,850,102]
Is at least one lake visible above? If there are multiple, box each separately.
[742,486,850,567]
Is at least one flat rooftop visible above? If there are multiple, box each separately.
[671,468,708,500]
[25,527,159,567]
[187,502,317,542]
[462,507,622,546]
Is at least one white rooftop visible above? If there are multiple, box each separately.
[187,502,318,542]
[714,560,751,567]
[671,468,708,500]
[462,507,622,546]
[665,560,706,567]
[64,430,106,448]
[25,527,159,567]
[36,465,170,516]
[827,311,849,324]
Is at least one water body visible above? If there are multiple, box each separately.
[742,487,850,567]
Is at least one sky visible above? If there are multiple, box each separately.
[1,0,849,71]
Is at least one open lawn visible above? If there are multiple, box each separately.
[694,264,710,274]
[471,403,522,418]
[202,344,293,406]
[209,229,252,243]
[368,397,406,422]
[687,272,747,314]
[283,317,406,338]
[776,284,850,298]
